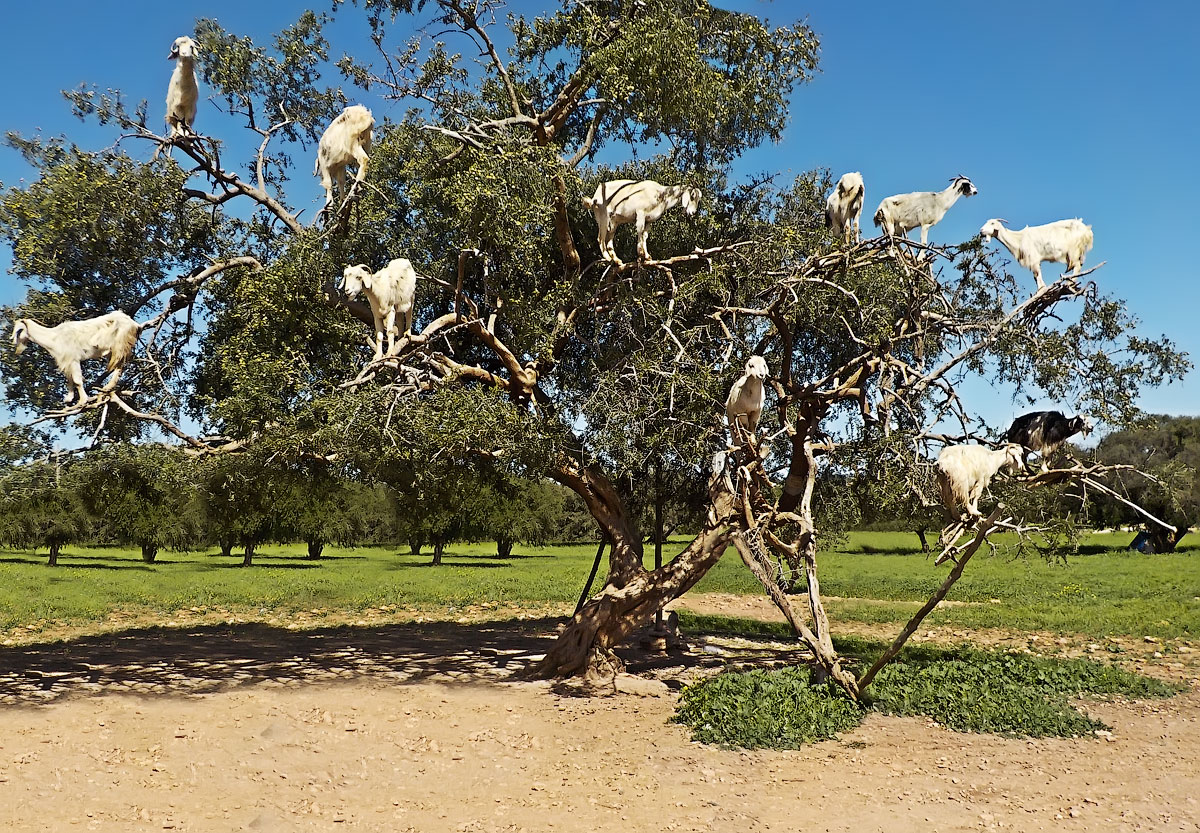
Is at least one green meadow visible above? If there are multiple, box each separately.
[1,530,1196,641]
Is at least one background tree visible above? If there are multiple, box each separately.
[75,444,203,563]
[0,456,93,566]
[477,476,565,558]
[1091,415,1200,552]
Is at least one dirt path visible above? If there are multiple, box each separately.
[0,604,1197,832]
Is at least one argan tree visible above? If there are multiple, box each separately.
[0,0,1186,697]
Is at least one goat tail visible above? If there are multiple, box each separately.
[108,323,139,372]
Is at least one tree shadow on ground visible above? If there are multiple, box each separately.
[0,556,154,572]
[388,561,511,569]
[0,616,821,707]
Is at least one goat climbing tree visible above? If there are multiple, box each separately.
[0,0,1188,697]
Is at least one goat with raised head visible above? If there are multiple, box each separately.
[980,218,1094,290]
[825,171,865,243]
[1004,410,1092,471]
[315,105,374,210]
[341,258,418,361]
[725,356,769,434]
[166,36,199,139]
[874,175,977,245]
[582,179,701,265]
[936,443,1024,520]
[11,311,140,405]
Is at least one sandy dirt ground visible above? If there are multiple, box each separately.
[0,597,1198,833]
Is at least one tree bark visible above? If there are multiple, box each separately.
[915,527,930,553]
[242,542,255,567]
[409,539,424,555]
[141,543,158,564]
[536,474,738,679]
[47,541,60,567]
[496,538,514,558]
[219,538,234,558]
[432,539,444,566]
[306,540,325,559]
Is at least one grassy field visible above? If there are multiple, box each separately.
[1,531,1197,640]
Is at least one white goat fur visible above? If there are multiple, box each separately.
[165,36,199,138]
[825,172,865,243]
[725,356,769,433]
[11,312,140,405]
[341,258,418,360]
[315,105,375,208]
[936,443,1024,520]
[582,179,701,264]
[873,176,978,245]
[980,218,1094,290]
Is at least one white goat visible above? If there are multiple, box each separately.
[165,36,199,139]
[315,105,375,209]
[341,258,417,361]
[980,218,1094,290]
[936,443,1024,520]
[874,176,978,245]
[825,171,865,243]
[11,312,140,405]
[582,179,701,264]
[725,356,769,434]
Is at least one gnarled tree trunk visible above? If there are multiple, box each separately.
[141,543,158,563]
[496,538,514,558]
[537,465,738,679]
[306,540,325,559]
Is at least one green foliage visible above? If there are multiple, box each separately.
[673,647,1180,748]
[673,668,862,748]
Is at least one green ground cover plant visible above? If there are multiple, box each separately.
[672,644,1182,748]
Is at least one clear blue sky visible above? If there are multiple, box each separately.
[1,1,1196,430]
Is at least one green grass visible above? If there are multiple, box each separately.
[672,643,1183,748]
[1,531,1198,640]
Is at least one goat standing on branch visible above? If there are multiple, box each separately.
[725,355,769,435]
[825,171,865,243]
[165,36,199,139]
[1005,410,1092,471]
[315,105,374,211]
[583,179,701,265]
[874,175,977,245]
[980,218,1094,290]
[341,258,418,361]
[936,442,1024,520]
[11,312,141,405]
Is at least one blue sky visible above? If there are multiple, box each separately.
[1,1,1197,431]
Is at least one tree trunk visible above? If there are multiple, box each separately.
[915,527,930,553]
[537,465,738,679]
[47,541,60,567]
[408,539,423,555]
[242,542,255,567]
[219,538,234,558]
[141,543,158,564]
[307,540,325,559]
[496,538,514,558]
[432,539,444,566]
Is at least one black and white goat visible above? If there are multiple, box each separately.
[936,443,1025,520]
[11,312,141,405]
[583,179,701,265]
[874,175,977,245]
[825,171,865,243]
[1004,411,1092,471]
